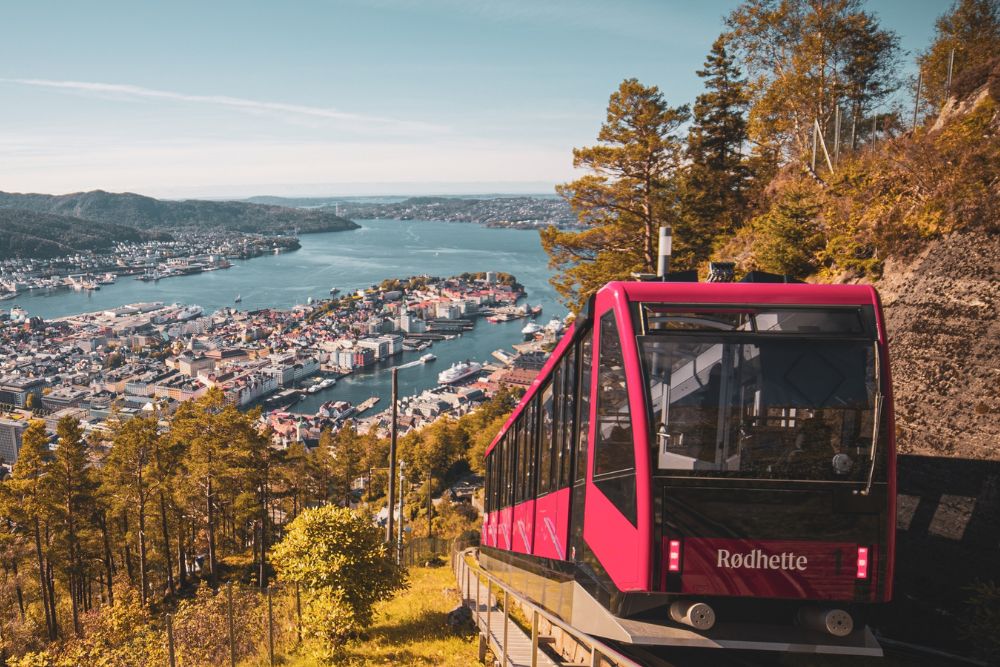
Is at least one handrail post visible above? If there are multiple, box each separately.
[475,570,481,628]
[502,589,509,667]
[590,646,602,667]
[530,609,539,667]
[486,578,493,647]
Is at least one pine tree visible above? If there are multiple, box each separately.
[229,408,276,588]
[8,420,57,639]
[103,413,159,604]
[542,78,689,311]
[170,389,231,587]
[682,34,752,266]
[748,183,824,276]
[329,425,363,508]
[49,416,98,636]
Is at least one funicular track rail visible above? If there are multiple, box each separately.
[454,547,643,667]
[453,548,986,667]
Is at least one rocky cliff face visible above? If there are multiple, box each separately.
[878,230,999,460]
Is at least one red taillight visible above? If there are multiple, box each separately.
[668,539,681,572]
[856,546,869,579]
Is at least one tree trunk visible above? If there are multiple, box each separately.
[176,509,187,589]
[206,475,217,587]
[10,559,25,620]
[100,512,115,606]
[32,519,54,639]
[121,514,135,582]
[159,492,174,594]
[45,560,57,639]
[137,468,148,605]
[259,483,269,589]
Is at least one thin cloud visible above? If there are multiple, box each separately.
[1,78,447,134]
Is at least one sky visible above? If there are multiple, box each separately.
[0,0,950,199]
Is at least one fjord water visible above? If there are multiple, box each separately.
[13,219,563,409]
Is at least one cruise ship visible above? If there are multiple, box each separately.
[438,360,482,384]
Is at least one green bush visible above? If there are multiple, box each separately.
[270,505,407,657]
[748,183,824,277]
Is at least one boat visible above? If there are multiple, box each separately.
[177,305,204,321]
[0,292,16,301]
[438,360,483,384]
[307,377,336,394]
[530,304,543,317]
[235,294,242,303]
[98,273,117,285]
[329,287,340,296]
[420,353,437,363]
[521,322,543,337]
[545,318,565,334]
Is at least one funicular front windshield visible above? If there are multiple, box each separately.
[638,305,885,482]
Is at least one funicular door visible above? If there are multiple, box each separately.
[582,308,649,590]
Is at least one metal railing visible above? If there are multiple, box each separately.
[452,545,641,667]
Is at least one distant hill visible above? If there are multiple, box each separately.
[0,190,360,235]
[0,208,170,259]
[297,195,576,228]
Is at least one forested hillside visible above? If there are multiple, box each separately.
[0,209,170,259]
[0,189,359,235]
[543,0,999,310]
[540,0,1000,470]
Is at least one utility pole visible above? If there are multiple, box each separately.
[386,368,398,545]
[912,70,923,131]
[834,105,841,166]
[945,48,955,101]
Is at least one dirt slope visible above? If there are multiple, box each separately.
[877,230,1000,460]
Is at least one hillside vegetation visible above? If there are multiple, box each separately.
[720,69,1000,280]
[0,208,171,259]
[0,189,359,236]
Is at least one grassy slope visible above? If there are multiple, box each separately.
[271,565,480,666]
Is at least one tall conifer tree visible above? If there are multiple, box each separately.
[541,78,689,311]
[682,35,752,266]
[49,416,97,636]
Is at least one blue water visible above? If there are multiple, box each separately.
[11,220,563,410]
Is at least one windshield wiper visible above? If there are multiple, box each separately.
[857,342,883,496]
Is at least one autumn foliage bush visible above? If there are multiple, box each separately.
[270,505,406,658]
[171,582,266,666]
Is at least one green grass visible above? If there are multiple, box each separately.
[266,565,482,666]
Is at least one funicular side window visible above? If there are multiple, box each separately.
[539,383,554,495]
[560,344,577,488]
[551,364,563,491]
[485,454,492,513]
[575,333,592,484]
[593,310,637,525]
[525,399,538,500]
[506,430,516,508]
[517,418,527,503]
